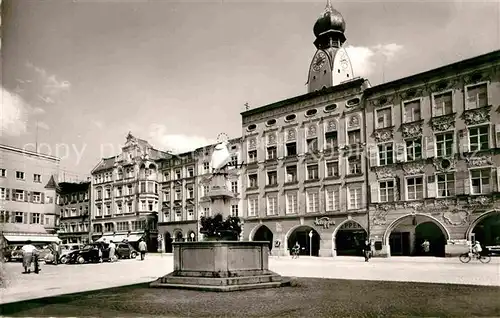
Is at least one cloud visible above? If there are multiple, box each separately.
[346,43,404,78]
[25,62,71,99]
[36,121,50,130]
[148,124,215,153]
[32,107,46,115]
[0,87,29,136]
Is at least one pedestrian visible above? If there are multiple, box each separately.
[109,240,116,262]
[21,240,37,274]
[138,239,147,261]
[363,240,372,262]
[52,241,61,265]
[421,239,430,255]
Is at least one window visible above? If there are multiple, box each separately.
[16,171,25,180]
[117,186,123,197]
[325,187,339,211]
[175,169,182,179]
[433,92,453,116]
[286,192,297,214]
[231,205,239,217]
[105,204,111,215]
[436,133,454,158]
[404,100,421,122]
[471,169,491,194]
[307,164,319,180]
[230,155,238,167]
[15,212,23,223]
[203,185,209,196]
[306,191,319,213]
[437,173,455,197]
[326,161,339,177]
[348,156,362,175]
[248,150,257,163]
[127,201,132,213]
[306,138,318,152]
[187,187,194,199]
[348,185,362,210]
[163,190,170,201]
[140,200,146,211]
[406,176,424,200]
[469,126,489,151]
[348,129,361,144]
[117,169,123,180]
[188,208,194,219]
[127,184,133,195]
[324,132,338,150]
[248,174,258,188]
[33,174,41,183]
[175,188,182,200]
[0,188,5,200]
[116,202,123,214]
[286,142,297,156]
[203,162,210,173]
[148,201,154,211]
[378,143,393,166]
[231,181,238,193]
[267,146,277,160]
[117,221,129,231]
[267,196,277,215]
[32,192,41,203]
[0,169,5,177]
[187,166,195,177]
[466,83,487,109]
[376,107,392,129]
[248,197,258,217]
[267,171,278,186]
[15,190,24,201]
[379,180,395,202]
[285,165,297,183]
[203,207,210,217]
[406,139,422,161]
[31,213,41,224]
[105,188,111,199]
[163,172,170,181]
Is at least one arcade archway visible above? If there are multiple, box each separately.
[468,210,500,249]
[384,214,449,257]
[164,232,173,253]
[334,220,367,256]
[175,231,184,242]
[252,225,273,250]
[287,226,320,256]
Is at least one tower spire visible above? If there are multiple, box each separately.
[325,0,333,12]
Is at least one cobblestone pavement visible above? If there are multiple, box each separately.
[1,254,499,304]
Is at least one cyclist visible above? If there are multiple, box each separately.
[291,242,300,259]
[472,240,482,257]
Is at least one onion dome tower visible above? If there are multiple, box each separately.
[307,0,354,92]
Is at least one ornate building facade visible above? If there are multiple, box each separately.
[90,133,171,251]
[157,138,243,253]
[57,181,91,244]
[365,50,500,257]
[0,144,60,243]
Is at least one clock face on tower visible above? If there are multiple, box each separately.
[312,51,327,72]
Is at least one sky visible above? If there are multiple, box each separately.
[1,0,499,180]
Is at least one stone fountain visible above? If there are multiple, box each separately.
[150,134,289,291]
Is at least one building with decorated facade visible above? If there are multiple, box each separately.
[57,181,91,244]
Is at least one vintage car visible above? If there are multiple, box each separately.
[67,243,110,264]
[3,245,23,262]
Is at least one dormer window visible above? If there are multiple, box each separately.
[266,119,277,126]
[346,97,360,107]
[305,109,318,117]
[324,104,337,112]
[285,114,296,122]
[247,124,257,131]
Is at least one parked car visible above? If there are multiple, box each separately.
[3,245,23,262]
[116,242,138,259]
[67,243,110,264]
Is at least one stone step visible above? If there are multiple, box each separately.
[150,281,287,292]
[159,274,283,286]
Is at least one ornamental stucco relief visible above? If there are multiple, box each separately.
[248,138,257,150]
[326,119,337,132]
[466,155,492,167]
[347,115,360,129]
[430,114,455,131]
[443,210,469,226]
[404,201,424,210]
[463,108,491,126]
[374,128,394,143]
[375,167,395,179]
[432,158,457,172]
[267,133,277,145]
[401,122,423,139]
[307,124,317,137]
[402,162,425,175]
[286,129,296,141]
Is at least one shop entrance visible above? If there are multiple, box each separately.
[335,221,367,256]
[164,232,173,253]
[469,211,500,249]
[287,226,320,256]
[252,225,274,251]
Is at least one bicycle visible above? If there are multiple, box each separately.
[459,251,491,264]
[291,248,300,259]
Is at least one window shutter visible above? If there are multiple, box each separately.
[23,212,28,224]
[368,146,378,168]
[40,214,44,225]
[396,143,405,163]
[11,211,15,223]
[5,188,10,200]
[361,183,367,208]
[344,157,349,176]
[41,193,45,204]
[370,182,379,203]
[29,191,34,203]
[497,167,500,193]
[459,129,469,154]
[24,191,29,202]
[463,174,471,195]
[29,213,33,224]
[427,175,436,198]
[495,124,500,148]
[425,136,435,158]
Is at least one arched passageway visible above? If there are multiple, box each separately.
[175,231,184,242]
[164,232,173,253]
[335,221,367,256]
[253,225,273,251]
[470,211,500,249]
[287,226,320,256]
[386,214,448,257]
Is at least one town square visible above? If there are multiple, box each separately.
[1,0,500,316]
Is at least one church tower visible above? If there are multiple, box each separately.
[307,0,354,93]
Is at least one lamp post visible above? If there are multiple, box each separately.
[309,230,313,257]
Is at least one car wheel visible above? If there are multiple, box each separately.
[131,252,137,258]
[60,256,68,264]
[77,256,85,264]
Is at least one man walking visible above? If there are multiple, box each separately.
[51,241,61,265]
[138,239,147,261]
[21,240,37,274]
[109,240,116,262]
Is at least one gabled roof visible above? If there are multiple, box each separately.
[91,156,116,174]
[44,175,59,190]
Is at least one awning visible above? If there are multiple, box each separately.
[95,234,144,243]
[3,235,61,243]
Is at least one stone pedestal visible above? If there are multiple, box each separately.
[150,241,290,291]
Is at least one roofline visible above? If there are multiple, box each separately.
[365,49,500,96]
[0,144,60,162]
[90,158,105,174]
[241,77,367,118]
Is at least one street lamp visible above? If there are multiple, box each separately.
[309,230,313,257]
[190,232,195,242]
